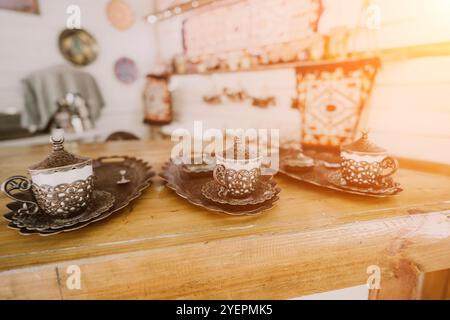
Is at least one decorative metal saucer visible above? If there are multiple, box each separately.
[279,157,402,198]
[179,153,216,176]
[2,156,155,236]
[327,170,403,196]
[284,154,315,171]
[182,163,215,175]
[304,150,341,169]
[280,146,338,169]
[160,160,280,216]
[201,180,279,206]
[5,190,115,231]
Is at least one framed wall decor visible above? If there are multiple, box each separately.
[296,57,381,151]
[114,57,138,84]
[106,0,135,30]
[143,74,173,125]
[0,0,39,14]
[58,29,98,66]
[183,0,323,58]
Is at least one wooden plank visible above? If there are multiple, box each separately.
[421,269,450,300]
[0,267,61,300]
[369,259,423,300]
[398,158,450,176]
[369,132,450,165]
[446,275,450,300]
[0,210,448,299]
[169,42,450,76]
[151,0,217,22]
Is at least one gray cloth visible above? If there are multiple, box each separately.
[21,65,105,131]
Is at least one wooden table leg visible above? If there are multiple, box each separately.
[420,269,450,300]
[369,259,423,300]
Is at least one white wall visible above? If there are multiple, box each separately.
[0,0,157,139]
[157,0,450,164]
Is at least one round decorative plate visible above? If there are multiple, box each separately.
[327,171,402,195]
[58,28,98,66]
[115,57,138,84]
[106,0,135,30]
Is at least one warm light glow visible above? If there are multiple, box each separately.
[192,1,199,8]
[147,15,157,24]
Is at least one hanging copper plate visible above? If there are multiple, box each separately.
[160,160,280,216]
[106,0,135,30]
[114,57,138,84]
[58,28,98,66]
[3,156,155,236]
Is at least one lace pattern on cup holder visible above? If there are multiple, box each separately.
[214,165,261,197]
[31,175,94,216]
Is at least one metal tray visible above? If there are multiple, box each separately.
[278,149,402,198]
[3,156,155,236]
[160,160,280,216]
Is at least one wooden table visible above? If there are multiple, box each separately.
[0,140,449,299]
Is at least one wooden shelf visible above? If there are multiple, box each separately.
[0,129,104,148]
[170,41,450,76]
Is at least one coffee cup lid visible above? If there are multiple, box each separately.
[341,132,386,155]
[28,130,91,172]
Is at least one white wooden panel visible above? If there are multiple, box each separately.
[320,0,450,50]
[377,56,450,85]
[369,109,450,137]
[160,1,450,164]
[371,133,450,164]
[166,54,450,164]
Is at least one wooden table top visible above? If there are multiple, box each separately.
[0,140,449,299]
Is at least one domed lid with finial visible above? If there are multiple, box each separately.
[28,130,91,173]
[341,131,386,155]
[221,136,259,160]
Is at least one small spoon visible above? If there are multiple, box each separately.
[117,170,131,185]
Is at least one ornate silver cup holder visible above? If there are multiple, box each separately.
[160,159,281,216]
[2,156,155,236]
[201,179,279,206]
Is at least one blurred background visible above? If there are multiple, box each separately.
[0,0,449,300]
[0,0,449,165]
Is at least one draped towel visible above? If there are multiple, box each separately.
[21,65,105,131]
